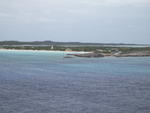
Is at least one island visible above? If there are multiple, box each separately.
[0,41,150,58]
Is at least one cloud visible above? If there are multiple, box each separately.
[0,0,149,43]
[0,0,92,24]
[81,0,150,6]
[0,0,149,24]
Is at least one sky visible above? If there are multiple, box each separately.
[0,0,150,44]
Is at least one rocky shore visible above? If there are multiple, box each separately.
[67,53,104,58]
[66,51,150,58]
[114,51,150,57]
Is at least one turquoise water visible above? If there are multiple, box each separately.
[0,50,150,113]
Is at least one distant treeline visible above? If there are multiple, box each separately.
[1,41,150,53]
[1,45,150,53]
[0,41,135,46]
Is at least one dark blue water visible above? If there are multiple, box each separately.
[0,50,150,113]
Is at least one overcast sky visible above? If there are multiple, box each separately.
[0,0,149,44]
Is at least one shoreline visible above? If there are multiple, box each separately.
[1,49,150,58]
[67,52,150,58]
[0,48,90,53]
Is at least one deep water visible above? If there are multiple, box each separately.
[0,50,150,113]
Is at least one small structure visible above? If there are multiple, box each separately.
[96,49,104,52]
[51,45,54,50]
[65,48,72,52]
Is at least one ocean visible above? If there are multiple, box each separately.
[0,50,150,113]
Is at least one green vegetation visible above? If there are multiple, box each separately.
[1,45,150,54]
[0,41,150,54]
[118,47,150,53]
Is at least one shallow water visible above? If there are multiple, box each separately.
[0,50,150,113]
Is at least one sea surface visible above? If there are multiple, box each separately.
[0,50,150,113]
